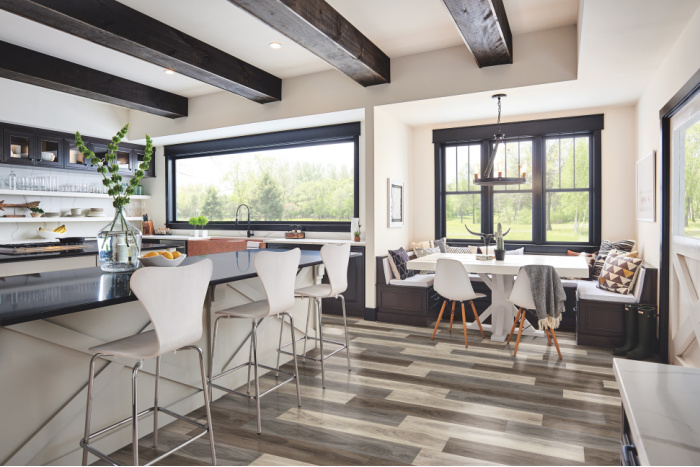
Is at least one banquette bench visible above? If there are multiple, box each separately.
[375,254,657,347]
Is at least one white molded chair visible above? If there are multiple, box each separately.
[507,268,563,359]
[280,243,351,389]
[81,259,215,466]
[432,258,486,347]
[209,248,302,434]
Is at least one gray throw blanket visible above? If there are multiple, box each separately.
[523,265,566,330]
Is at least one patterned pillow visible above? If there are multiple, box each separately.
[506,247,525,255]
[446,246,472,254]
[387,247,416,280]
[434,237,447,253]
[592,240,636,280]
[412,240,434,250]
[597,252,643,295]
[415,246,440,258]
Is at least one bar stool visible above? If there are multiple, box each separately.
[506,267,563,359]
[209,248,302,434]
[431,258,486,347]
[80,259,215,466]
[279,243,351,389]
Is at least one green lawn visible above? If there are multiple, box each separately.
[685,221,700,238]
[447,219,589,243]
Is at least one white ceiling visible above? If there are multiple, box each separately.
[0,0,698,127]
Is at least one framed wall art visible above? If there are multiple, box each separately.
[388,178,404,228]
[637,150,656,222]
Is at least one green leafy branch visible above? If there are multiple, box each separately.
[74,123,153,209]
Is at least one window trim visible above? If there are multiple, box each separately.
[165,123,360,232]
[434,115,603,252]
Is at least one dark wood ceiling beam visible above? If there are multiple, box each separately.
[227,0,390,87]
[0,0,281,102]
[442,0,513,67]
[0,40,188,118]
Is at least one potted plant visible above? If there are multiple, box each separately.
[28,206,44,218]
[494,222,506,260]
[189,216,209,237]
[75,123,153,272]
[354,222,362,242]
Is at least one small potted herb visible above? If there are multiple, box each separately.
[29,206,44,218]
[354,222,362,242]
[188,216,209,237]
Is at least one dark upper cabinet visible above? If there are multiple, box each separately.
[3,128,35,166]
[35,134,64,168]
[134,148,155,178]
[63,139,92,170]
[90,142,133,174]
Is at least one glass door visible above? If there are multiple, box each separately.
[134,149,154,177]
[63,139,91,170]
[35,135,63,168]
[3,129,34,166]
[92,144,133,174]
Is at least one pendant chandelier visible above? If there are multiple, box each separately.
[473,94,526,186]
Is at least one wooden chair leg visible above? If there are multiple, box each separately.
[513,311,526,357]
[545,328,552,346]
[507,308,523,344]
[470,300,485,338]
[460,302,468,347]
[549,327,563,360]
[449,301,456,331]
[431,300,448,340]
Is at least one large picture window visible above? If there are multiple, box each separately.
[435,115,602,250]
[165,123,360,232]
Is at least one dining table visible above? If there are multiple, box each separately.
[406,253,589,342]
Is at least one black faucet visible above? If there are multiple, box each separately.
[235,204,253,237]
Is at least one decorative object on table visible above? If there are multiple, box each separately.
[188,215,209,237]
[75,123,153,272]
[466,224,510,260]
[354,221,362,242]
[473,94,527,187]
[141,214,154,235]
[29,206,44,218]
[388,179,404,228]
[494,223,506,260]
[285,224,305,238]
[138,250,186,267]
[636,150,655,222]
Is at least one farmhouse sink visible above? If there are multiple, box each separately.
[187,238,266,256]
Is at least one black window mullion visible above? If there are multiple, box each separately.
[532,136,544,244]
[481,140,492,234]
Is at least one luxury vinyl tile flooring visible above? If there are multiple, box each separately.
[105,316,621,465]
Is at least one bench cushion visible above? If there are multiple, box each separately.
[389,274,435,288]
[577,267,645,304]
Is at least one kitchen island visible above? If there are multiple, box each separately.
[0,249,344,465]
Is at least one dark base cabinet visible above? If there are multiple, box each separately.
[576,299,627,348]
[267,243,366,318]
[376,283,443,326]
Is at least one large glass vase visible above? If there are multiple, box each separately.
[97,208,142,273]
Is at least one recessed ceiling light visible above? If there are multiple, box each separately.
[269,42,282,49]
[164,68,175,75]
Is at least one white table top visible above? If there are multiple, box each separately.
[614,359,700,466]
[406,253,589,278]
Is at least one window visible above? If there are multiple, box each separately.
[165,123,360,232]
[435,115,602,250]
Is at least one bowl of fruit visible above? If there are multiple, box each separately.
[138,250,186,267]
[37,225,67,239]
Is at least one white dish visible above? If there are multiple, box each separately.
[44,212,60,217]
[41,152,56,162]
[138,253,186,267]
[38,229,66,240]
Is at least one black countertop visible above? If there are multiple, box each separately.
[0,241,181,263]
[0,250,330,326]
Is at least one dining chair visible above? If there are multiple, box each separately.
[507,267,563,359]
[209,248,302,434]
[279,243,351,389]
[432,258,486,347]
[80,259,216,466]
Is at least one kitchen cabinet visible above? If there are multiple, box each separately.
[134,148,155,177]
[90,142,133,174]
[63,139,91,170]
[35,134,63,169]
[3,127,35,166]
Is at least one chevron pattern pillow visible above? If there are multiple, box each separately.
[597,252,643,295]
[592,239,636,279]
[388,247,416,280]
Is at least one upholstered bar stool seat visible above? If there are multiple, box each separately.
[80,259,216,466]
[279,243,351,389]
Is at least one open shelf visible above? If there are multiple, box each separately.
[0,189,150,200]
[0,217,143,223]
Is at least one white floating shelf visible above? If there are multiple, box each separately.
[0,189,150,200]
[0,217,143,223]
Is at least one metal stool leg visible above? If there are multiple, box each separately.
[82,353,103,466]
[209,316,225,403]
[192,346,217,465]
[276,313,285,376]
[284,312,302,407]
[131,361,143,466]
[247,329,254,395]
[339,294,351,371]
[303,297,312,355]
[251,321,262,434]
[153,356,160,448]
[317,298,326,389]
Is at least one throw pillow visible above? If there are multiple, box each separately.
[412,240,434,250]
[592,240,636,279]
[597,253,643,295]
[446,246,472,254]
[387,247,416,280]
[414,246,440,258]
[434,237,447,253]
[467,245,480,254]
[506,247,525,255]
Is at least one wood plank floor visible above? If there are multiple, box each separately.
[105,316,621,465]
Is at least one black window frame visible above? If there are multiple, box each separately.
[165,123,360,232]
[434,114,603,253]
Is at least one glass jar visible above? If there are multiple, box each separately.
[96,208,142,272]
[8,170,17,190]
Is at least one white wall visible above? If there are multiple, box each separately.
[636,5,700,268]
[409,105,638,246]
